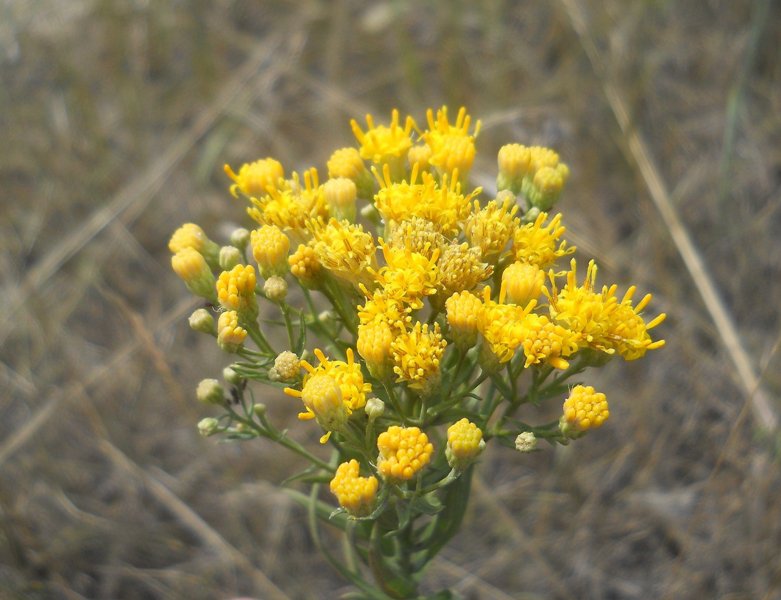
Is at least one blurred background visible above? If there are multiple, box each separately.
[1,0,780,598]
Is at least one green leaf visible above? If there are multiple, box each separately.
[410,492,444,516]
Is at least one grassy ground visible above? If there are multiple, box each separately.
[1,0,780,598]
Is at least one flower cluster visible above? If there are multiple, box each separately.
[170,106,665,598]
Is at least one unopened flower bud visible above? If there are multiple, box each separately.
[364,397,385,420]
[514,431,537,452]
[446,418,485,470]
[230,227,251,251]
[219,245,243,270]
[169,223,220,268]
[274,351,301,381]
[217,310,247,353]
[263,276,288,302]
[198,417,220,437]
[189,308,215,334]
[253,403,267,416]
[324,177,358,222]
[196,379,224,405]
[223,366,243,385]
[501,262,545,306]
[172,248,217,302]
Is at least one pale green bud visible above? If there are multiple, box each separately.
[514,431,537,452]
[219,245,243,271]
[263,276,288,303]
[223,366,243,385]
[196,378,224,405]
[198,417,220,437]
[364,397,385,420]
[230,227,251,251]
[189,308,215,334]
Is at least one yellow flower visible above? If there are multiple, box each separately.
[273,351,301,381]
[217,310,247,353]
[216,264,258,319]
[528,163,569,210]
[358,288,412,332]
[377,426,434,481]
[224,158,284,197]
[547,259,665,360]
[512,212,574,268]
[168,223,220,266]
[300,348,371,413]
[351,109,416,178]
[445,290,483,349]
[501,261,545,306]
[390,322,447,392]
[309,218,377,288]
[323,177,358,222]
[561,385,609,433]
[326,147,374,198]
[250,225,290,278]
[373,241,440,310]
[497,143,533,191]
[171,248,216,301]
[436,242,493,297]
[407,144,432,171]
[247,168,328,234]
[330,460,379,517]
[373,164,477,236]
[285,374,347,443]
[518,313,579,370]
[446,418,485,470]
[422,106,481,179]
[478,283,536,366]
[357,320,394,380]
[288,242,321,287]
[387,217,445,261]
[463,193,520,262]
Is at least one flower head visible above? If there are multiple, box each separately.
[169,223,220,266]
[351,109,416,177]
[247,168,328,234]
[446,418,485,470]
[388,217,445,260]
[171,248,217,301]
[273,351,301,381]
[299,348,371,414]
[251,225,290,278]
[358,288,412,331]
[463,193,520,262]
[502,261,545,306]
[478,284,536,366]
[423,106,481,179]
[445,291,483,349]
[330,460,379,517]
[288,243,321,286]
[217,310,247,353]
[561,385,609,434]
[518,313,579,370]
[377,426,434,481]
[357,320,394,380]
[310,218,377,287]
[324,177,358,222]
[287,373,348,443]
[216,264,258,319]
[373,241,440,309]
[512,212,574,268]
[224,158,284,198]
[391,322,447,393]
[327,147,374,198]
[436,242,493,297]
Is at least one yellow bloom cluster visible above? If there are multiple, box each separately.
[377,426,434,481]
[561,385,610,432]
[446,418,485,470]
[330,459,379,517]
[173,106,666,544]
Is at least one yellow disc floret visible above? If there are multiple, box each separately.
[422,106,481,179]
[168,224,219,266]
[377,426,434,481]
[217,310,247,353]
[310,218,377,288]
[351,109,416,178]
[288,243,321,286]
[390,322,447,393]
[445,291,483,349]
[251,225,290,278]
[323,177,358,222]
[171,248,217,301]
[357,320,394,380]
[224,158,284,198]
[288,373,348,443]
[561,385,609,434]
[502,261,545,306]
[463,193,520,262]
[330,460,379,517]
[518,313,580,370]
[436,242,493,297]
[216,264,258,319]
[512,212,574,268]
[446,418,485,470]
